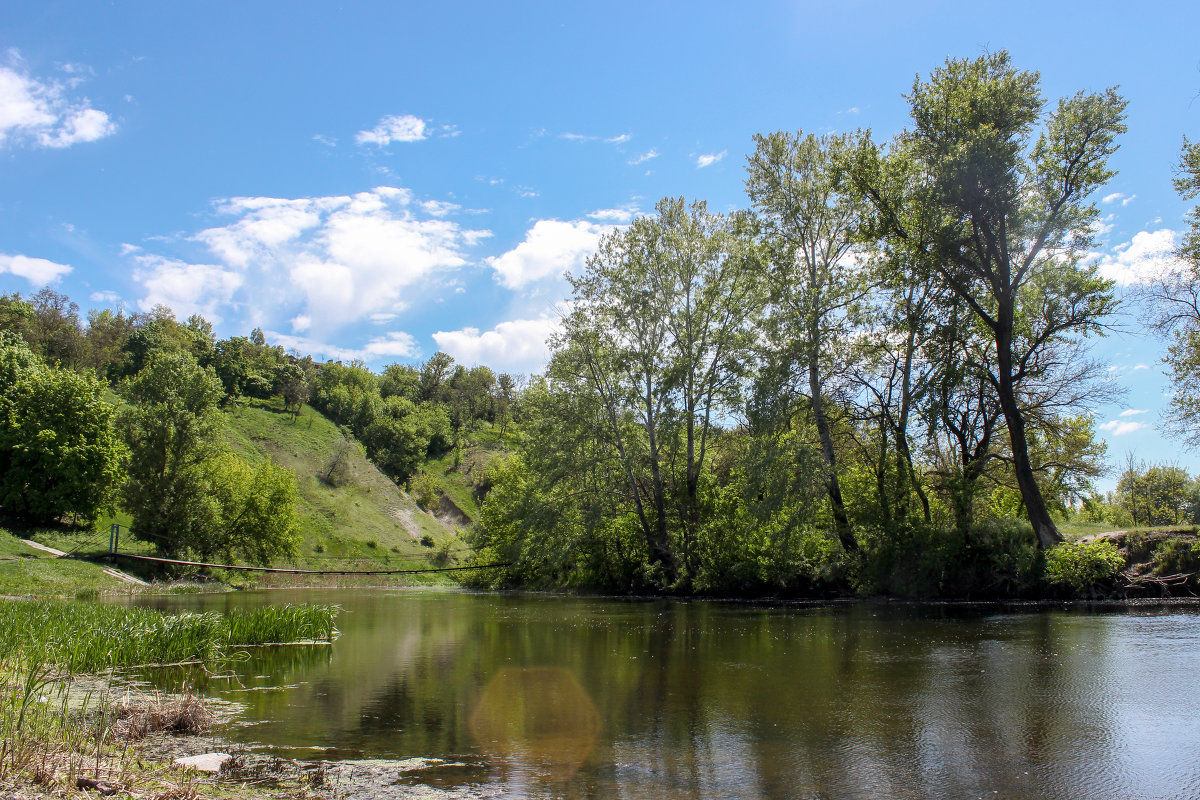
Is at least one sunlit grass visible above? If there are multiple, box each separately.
[0,598,340,673]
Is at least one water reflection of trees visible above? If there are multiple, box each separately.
[140,593,1192,800]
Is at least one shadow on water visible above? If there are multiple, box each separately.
[128,590,1200,800]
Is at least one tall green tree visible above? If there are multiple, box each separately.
[746,130,874,551]
[0,333,123,525]
[1141,136,1200,445]
[851,52,1126,548]
[118,350,226,556]
[208,457,300,563]
[541,198,762,586]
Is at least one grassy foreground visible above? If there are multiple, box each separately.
[0,598,339,799]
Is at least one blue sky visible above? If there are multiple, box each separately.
[2,0,1199,489]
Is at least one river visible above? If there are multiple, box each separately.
[134,589,1200,799]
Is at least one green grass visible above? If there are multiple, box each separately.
[221,398,460,580]
[424,423,519,523]
[0,598,339,673]
[0,529,138,597]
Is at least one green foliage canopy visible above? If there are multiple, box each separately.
[0,333,123,525]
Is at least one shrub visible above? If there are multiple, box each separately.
[856,520,1041,599]
[1044,539,1125,595]
[1150,537,1200,576]
[409,472,441,514]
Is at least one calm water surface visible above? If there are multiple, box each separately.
[136,590,1200,799]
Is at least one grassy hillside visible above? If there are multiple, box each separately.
[24,397,477,588]
[220,397,469,578]
[419,425,518,524]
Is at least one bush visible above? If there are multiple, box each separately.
[856,520,1041,599]
[409,472,441,514]
[1150,537,1200,576]
[1044,539,1125,595]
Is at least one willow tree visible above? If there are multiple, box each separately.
[746,130,874,552]
[545,197,762,587]
[851,53,1126,548]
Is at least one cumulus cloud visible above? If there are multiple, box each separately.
[696,150,727,168]
[485,219,614,289]
[356,114,428,146]
[0,60,116,149]
[132,254,243,323]
[1119,408,1148,417]
[0,253,72,286]
[89,289,121,304]
[433,317,560,373]
[133,186,488,336]
[605,133,631,144]
[1091,229,1185,286]
[363,331,419,358]
[266,329,419,363]
[1099,419,1147,436]
[629,149,659,165]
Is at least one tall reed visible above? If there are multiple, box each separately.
[0,599,339,673]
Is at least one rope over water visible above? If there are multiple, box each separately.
[112,553,512,575]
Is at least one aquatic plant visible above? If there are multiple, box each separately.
[0,599,339,673]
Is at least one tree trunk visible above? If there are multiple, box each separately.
[808,348,855,551]
[994,321,1061,549]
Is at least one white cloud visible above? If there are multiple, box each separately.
[421,199,460,217]
[0,60,116,149]
[1090,215,1115,239]
[312,134,336,147]
[1099,420,1147,436]
[369,312,398,324]
[1119,408,1148,417]
[132,255,243,323]
[89,289,121,304]
[562,132,631,144]
[266,329,419,363]
[1091,229,1185,286]
[1133,363,1149,371]
[356,114,428,146]
[516,186,539,198]
[629,149,659,165]
[363,331,419,358]
[149,186,489,335]
[485,219,614,289]
[1102,192,1124,204]
[696,150,727,168]
[0,253,72,286]
[587,207,638,223]
[433,317,560,373]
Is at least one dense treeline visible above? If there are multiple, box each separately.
[465,53,1159,597]
[307,352,521,485]
[0,287,522,564]
[5,52,1199,598]
[0,300,304,563]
